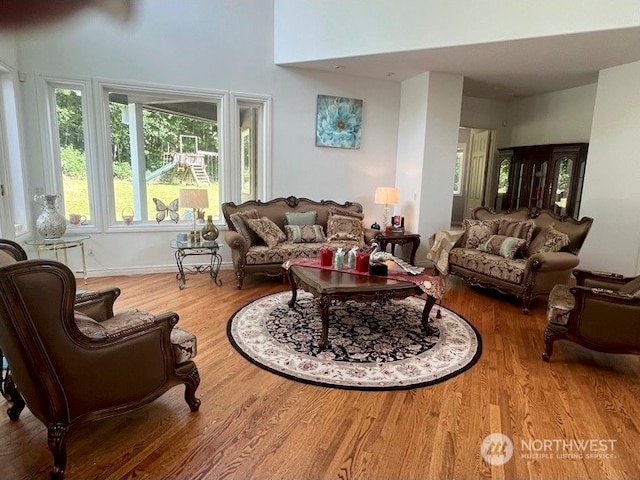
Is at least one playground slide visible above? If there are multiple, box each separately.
[145,157,179,182]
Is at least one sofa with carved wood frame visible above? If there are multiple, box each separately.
[448,207,594,313]
[222,196,377,289]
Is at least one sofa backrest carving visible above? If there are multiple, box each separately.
[222,196,364,232]
[472,206,594,255]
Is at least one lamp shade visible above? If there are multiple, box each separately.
[179,188,209,210]
[374,187,399,205]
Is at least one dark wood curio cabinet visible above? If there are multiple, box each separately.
[493,143,588,218]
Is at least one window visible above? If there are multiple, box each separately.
[453,144,465,195]
[103,86,223,225]
[40,78,96,229]
[41,80,270,229]
[0,66,28,238]
[96,83,270,227]
[235,97,269,203]
[51,85,93,224]
[40,80,272,230]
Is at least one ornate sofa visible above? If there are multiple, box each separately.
[222,196,376,289]
[446,207,594,313]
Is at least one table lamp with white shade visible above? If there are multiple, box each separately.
[179,188,209,241]
[374,187,399,232]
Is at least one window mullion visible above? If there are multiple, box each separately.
[127,102,148,220]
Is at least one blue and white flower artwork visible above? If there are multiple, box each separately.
[315,95,363,149]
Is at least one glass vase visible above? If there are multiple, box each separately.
[35,194,67,239]
[201,215,219,242]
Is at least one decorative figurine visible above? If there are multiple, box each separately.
[369,242,424,275]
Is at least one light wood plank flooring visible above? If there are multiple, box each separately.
[1,269,638,479]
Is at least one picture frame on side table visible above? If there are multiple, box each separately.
[392,215,405,232]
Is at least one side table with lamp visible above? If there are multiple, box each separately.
[373,186,421,265]
[174,187,222,289]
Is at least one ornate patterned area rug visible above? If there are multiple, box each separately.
[227,291,482,390]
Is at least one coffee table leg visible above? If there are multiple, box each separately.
[422,295,438,335]
[287,269,298,308]
[318,295,331,350]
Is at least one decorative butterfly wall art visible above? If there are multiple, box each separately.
[153,198,179,223]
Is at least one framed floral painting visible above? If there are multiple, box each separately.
[315,95,363,149]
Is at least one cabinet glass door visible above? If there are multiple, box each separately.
[494,156,511,211]
[511,161,524,210]
[529,161,547,209]
[573,160,586,217]
[551,156,574,216]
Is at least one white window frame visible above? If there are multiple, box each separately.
[36,77,272,232]
[39,76,99,231]
[0,63,29,239]
[231,92,272,204]
[95,80,228,229]
[453,143,466,196]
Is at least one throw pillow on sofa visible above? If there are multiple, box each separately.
[229,209,263,246]
[285,224,326,243]
[246,217,287,248]
[284,211,317,226]
[326,214,364,242]
[478,234,526,259]
[527,223,570,255]
[461,219,498,249]
[328,206,364,220]
[497,218,536,251]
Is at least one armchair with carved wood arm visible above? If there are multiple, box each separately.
[543,268,640,361]
[0,259,200,479]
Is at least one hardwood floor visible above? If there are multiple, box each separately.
[1,269,639,479]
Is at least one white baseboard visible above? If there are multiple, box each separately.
[79,261,234,278]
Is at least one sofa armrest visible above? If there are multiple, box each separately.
[526,252,580,272]
[573,269,631,288]
[364,228,380,245]
[224,231,248,253]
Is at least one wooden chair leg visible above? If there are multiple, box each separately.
[236,271,245,290]
[48,423,69,480]
[4,374,26,420]
[542,326,556,362]
[184,368,201,412]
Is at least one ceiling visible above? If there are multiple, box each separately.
[282,27,640,100]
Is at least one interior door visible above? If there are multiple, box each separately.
[464,129,490,219]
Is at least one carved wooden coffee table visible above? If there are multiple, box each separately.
[287,264,438,350]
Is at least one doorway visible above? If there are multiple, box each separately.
[450,127,496,228]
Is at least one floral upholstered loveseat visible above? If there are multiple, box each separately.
[445,207,593,313]
[222,196,376,289]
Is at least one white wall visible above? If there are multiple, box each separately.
[507,84,597,146]
[395,72,463,259]
[8,0,401,276]
[0,32,17,67]
[460,96,510,148]
[579,61,640,275]
[275,0,640,63]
